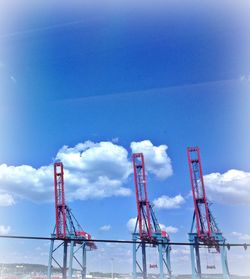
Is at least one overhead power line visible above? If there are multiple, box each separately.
[0,235,249,248]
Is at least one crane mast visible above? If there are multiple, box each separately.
[54,162,67,238]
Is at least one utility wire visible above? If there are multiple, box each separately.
[0,235,249,248]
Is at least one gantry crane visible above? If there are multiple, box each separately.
[187,147,230,279]
[48,162,96,279]
[132,153,171,279]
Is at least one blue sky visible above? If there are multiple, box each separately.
[0,0,250,276]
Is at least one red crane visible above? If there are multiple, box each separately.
[54,162,67,238]
[132,153,172,279]
[48,162,96,279]
[187,147,230,279]
[133,153,153,241]
[54,162,94,243]
[187,147,220,245]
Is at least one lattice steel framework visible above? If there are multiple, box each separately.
[132,153,171,279]
[48,162,96,279]
[187,147,230,279]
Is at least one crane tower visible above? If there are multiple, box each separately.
[48,162,96,279]
[187,147,230,279]
[132,153,171,279]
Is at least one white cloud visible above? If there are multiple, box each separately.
[56,141,132,181]
[153,194,185,209]
[99,225,111,231]
[0,193,15,206]
[127,218,178,234]
[127,217,137,233]
[159,224,178,234]
[204,169,250,204]
[0,140,174,203]
[0,164,54,201]
[58,141,132,200]
[130,140,173,179]
[0,225,10,235]
[0,141,132,202]
[232,232,250,241]
[171,247,190,256]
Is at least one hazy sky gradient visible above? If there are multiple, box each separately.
[0,0,249,275]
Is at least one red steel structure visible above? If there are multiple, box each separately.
[133,153,152,241]
[48,162,96,279]
[132,153,171,279]
[187,147,215,241]
[54,162,67,238]
[187,147,230,279]
[53,162,95,243]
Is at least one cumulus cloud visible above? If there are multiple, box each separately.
[0,225,11,235]
[204,169,250,205]
[99,225,111,231]
[56,141,132,181]
[0,140,174,203]
[0,164,53,201]
[56,141,132,180]
[127,217,137,233]
[130,140,173,179]
[127,218,178,234]
[232,232,250,241]
[153,194,185,209]
[171,247,190,256]
[159,224,178,234]
[0,193,15,206]
[0,141,132,202]
[57,141,132,200]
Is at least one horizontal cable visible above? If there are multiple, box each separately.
[0,235,249,248]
